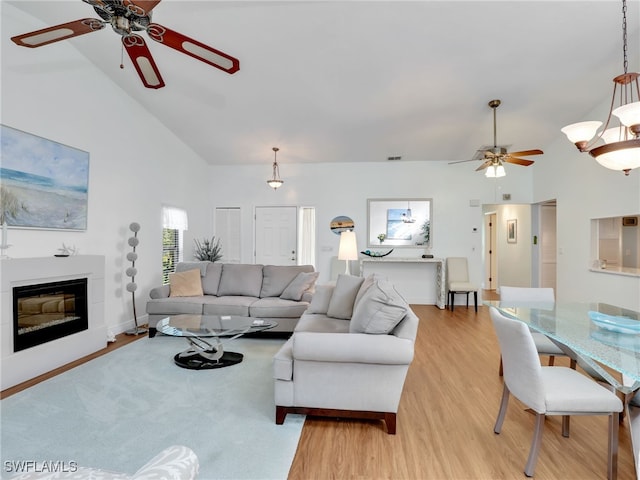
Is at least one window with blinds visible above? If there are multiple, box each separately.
[161,205,188,284]
[162,228,179,284]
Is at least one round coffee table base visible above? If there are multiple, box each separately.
[173,350,244,370]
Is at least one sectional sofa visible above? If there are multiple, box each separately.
[273,273,419,433]
[145,261,318,336]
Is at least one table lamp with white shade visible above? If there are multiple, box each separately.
[338,230,358,275]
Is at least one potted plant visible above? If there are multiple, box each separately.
[421,220,430,245]
[194,236,223,262]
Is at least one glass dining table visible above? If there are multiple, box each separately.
[486,300,640,476]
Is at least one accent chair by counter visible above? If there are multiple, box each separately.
[446,257,478,312]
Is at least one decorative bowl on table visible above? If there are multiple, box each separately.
[361,249,393,257]
[590,329,640,351]
[589,311,640,334]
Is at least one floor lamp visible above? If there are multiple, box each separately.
[125,222,147,335]
[338,230,358,275]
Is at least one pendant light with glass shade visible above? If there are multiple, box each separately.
[561,0,640,176]
[267,147,284,190]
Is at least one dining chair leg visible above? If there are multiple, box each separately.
[473,291,478,312]
[493,384,510,434]
[608,412,619,480]
[498,357,503,376]
[524,413,545,477]
[570,358,577,369]
[548,355,556,366]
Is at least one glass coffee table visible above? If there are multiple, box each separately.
[156,314,277,370]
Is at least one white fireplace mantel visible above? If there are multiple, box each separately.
[0,255,106,391]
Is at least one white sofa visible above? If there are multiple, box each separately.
[273,274,419,434]
[8,445,198,480]
[146,262,318,337]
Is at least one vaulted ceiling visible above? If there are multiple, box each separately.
[5,1,640,167]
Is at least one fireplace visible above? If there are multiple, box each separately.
[1,255,106,391]
[13,278,89,352]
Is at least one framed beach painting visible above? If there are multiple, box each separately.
[0,125,89,230]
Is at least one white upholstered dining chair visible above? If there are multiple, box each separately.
[490,306,623,479]
[498,286,576,375]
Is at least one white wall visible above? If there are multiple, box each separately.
[208,160,535,289]
[6,4,637,330]
[1,5,213,335]
[533,100,640,310]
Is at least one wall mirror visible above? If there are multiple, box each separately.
[367,198,432,248]
[330,216,354,235]
[592,215,640,274]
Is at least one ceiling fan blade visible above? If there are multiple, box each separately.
[83,0,160,16]
[11,19,105,48]
[504,157,535,166]
[448,159,478,165]
[508,149,543,157]
[476,160,492,171]
[122,34,165,89]
[125,0,162,16]
[146,23,240,74]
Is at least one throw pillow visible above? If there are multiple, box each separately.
[169,268,204,297]
[353,273,384,307]
[326,274,365,320]
[260,265,314,297]
[350,279,408,334]
[280,271,319,301]
[306,284,335,314]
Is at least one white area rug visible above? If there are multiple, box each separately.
[0,336,304,479]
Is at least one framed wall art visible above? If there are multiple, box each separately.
[507,219,517,243]
[367,198,432,248]
[0,125,89,230]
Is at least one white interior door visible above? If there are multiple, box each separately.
[255,206,297,265]
[484,213,497,289]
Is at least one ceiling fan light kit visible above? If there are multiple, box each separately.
[485,164,506,178]
[561,0,640,176]
[267,147,284,190]
[449,98,543,177]
[10,0,240,89]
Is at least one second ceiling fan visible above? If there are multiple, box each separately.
[451,99,543,175]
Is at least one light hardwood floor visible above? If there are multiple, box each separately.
[2,301,636,479]
[288,303,637,480]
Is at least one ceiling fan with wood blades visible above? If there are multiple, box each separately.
[449,99,543,174]
[10,0,240,89]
